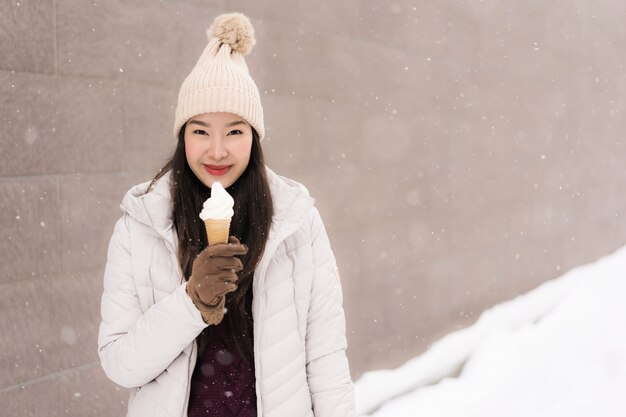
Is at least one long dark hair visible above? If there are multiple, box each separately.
[146,123,273,363]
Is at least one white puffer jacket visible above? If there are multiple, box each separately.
[98,167,356,417]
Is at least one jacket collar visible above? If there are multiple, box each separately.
[120,166,315,249]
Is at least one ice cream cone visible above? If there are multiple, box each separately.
[204,218,231,245]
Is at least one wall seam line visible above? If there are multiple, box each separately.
[0,361,101,394]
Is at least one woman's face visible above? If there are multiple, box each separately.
[184,112,253,189]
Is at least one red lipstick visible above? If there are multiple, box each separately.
[204,164,231,176]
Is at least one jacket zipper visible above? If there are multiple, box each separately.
[253,260,268,417]
[253,238,283,417]
[182,342,195,416]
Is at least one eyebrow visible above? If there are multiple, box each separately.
[187,119,246,128]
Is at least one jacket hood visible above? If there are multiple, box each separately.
[119,166,315,245]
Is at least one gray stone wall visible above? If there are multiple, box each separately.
[1,1,625,415]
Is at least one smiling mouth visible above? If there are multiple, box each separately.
[204,165,231,176]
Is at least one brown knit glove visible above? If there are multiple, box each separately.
[186,236,248,325]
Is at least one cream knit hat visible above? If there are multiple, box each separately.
[173,13,264,140]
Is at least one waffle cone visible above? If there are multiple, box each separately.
[204,218,231,245]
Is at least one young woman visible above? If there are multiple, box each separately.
[97,12,355,417]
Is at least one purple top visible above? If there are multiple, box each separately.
[187,317,257,417]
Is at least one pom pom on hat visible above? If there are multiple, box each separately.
[207,12,256,56]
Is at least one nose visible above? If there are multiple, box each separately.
[208,136,228,160]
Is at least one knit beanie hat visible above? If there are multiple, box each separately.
[173,13,264,141]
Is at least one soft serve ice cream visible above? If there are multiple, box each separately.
[200,182,234,220]
[200,182,234,245]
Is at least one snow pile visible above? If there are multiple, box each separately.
[355,245,626,417]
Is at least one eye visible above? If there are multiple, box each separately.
[227,129,243,136]
[192,129,208,136]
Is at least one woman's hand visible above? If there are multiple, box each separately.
[186,236,248,324]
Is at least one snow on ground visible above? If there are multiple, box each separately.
[355,245,626,417]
